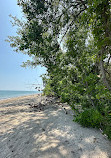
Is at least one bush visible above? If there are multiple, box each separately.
[43,82,54,96]
[102,112,111,139]
[75,108,103,128]
[103,124,111,139]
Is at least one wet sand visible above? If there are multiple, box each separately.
[0,94,111,158]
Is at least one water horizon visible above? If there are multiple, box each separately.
[0,90,41,100]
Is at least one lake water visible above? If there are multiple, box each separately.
[0,90,41,100]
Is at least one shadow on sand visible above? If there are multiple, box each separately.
[0,96,111,158]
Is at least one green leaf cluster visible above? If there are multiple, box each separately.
[75,108,103,128]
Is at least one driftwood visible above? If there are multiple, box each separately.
[28,97,68,114]
[29,102,45,112]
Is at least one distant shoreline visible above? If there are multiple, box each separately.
[0,90,42,101]
[0,93,41,104]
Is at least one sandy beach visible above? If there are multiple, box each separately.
[0,94,111,158]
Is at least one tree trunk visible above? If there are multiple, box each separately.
[99,51,111,91]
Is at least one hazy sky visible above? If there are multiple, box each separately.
[0,0,46,91]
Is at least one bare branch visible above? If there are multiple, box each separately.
[107,54,111,67]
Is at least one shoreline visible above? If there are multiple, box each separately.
[0,90,42,102]
[0,93,41,104]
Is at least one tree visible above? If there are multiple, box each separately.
[86,0,111,90]
[7,0,111,138]
[7,0,111,90]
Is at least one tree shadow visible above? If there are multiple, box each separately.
[0,97,111,158]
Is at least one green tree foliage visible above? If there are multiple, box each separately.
[8,0,111,139]
[75,108,103,128]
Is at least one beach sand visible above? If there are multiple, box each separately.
[0,94,111,158]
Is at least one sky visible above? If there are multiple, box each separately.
[0,0,46,91]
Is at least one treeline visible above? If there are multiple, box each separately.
[8,0,111,138]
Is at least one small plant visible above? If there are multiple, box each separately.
[75,108,103,128]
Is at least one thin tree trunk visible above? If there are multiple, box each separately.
[99,51,111,91]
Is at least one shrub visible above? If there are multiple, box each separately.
[75,108,103,128]
[102,111,111,139]
[103,124,111,139]
[43,82,54,96]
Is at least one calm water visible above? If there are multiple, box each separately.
[0,90,40,100]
